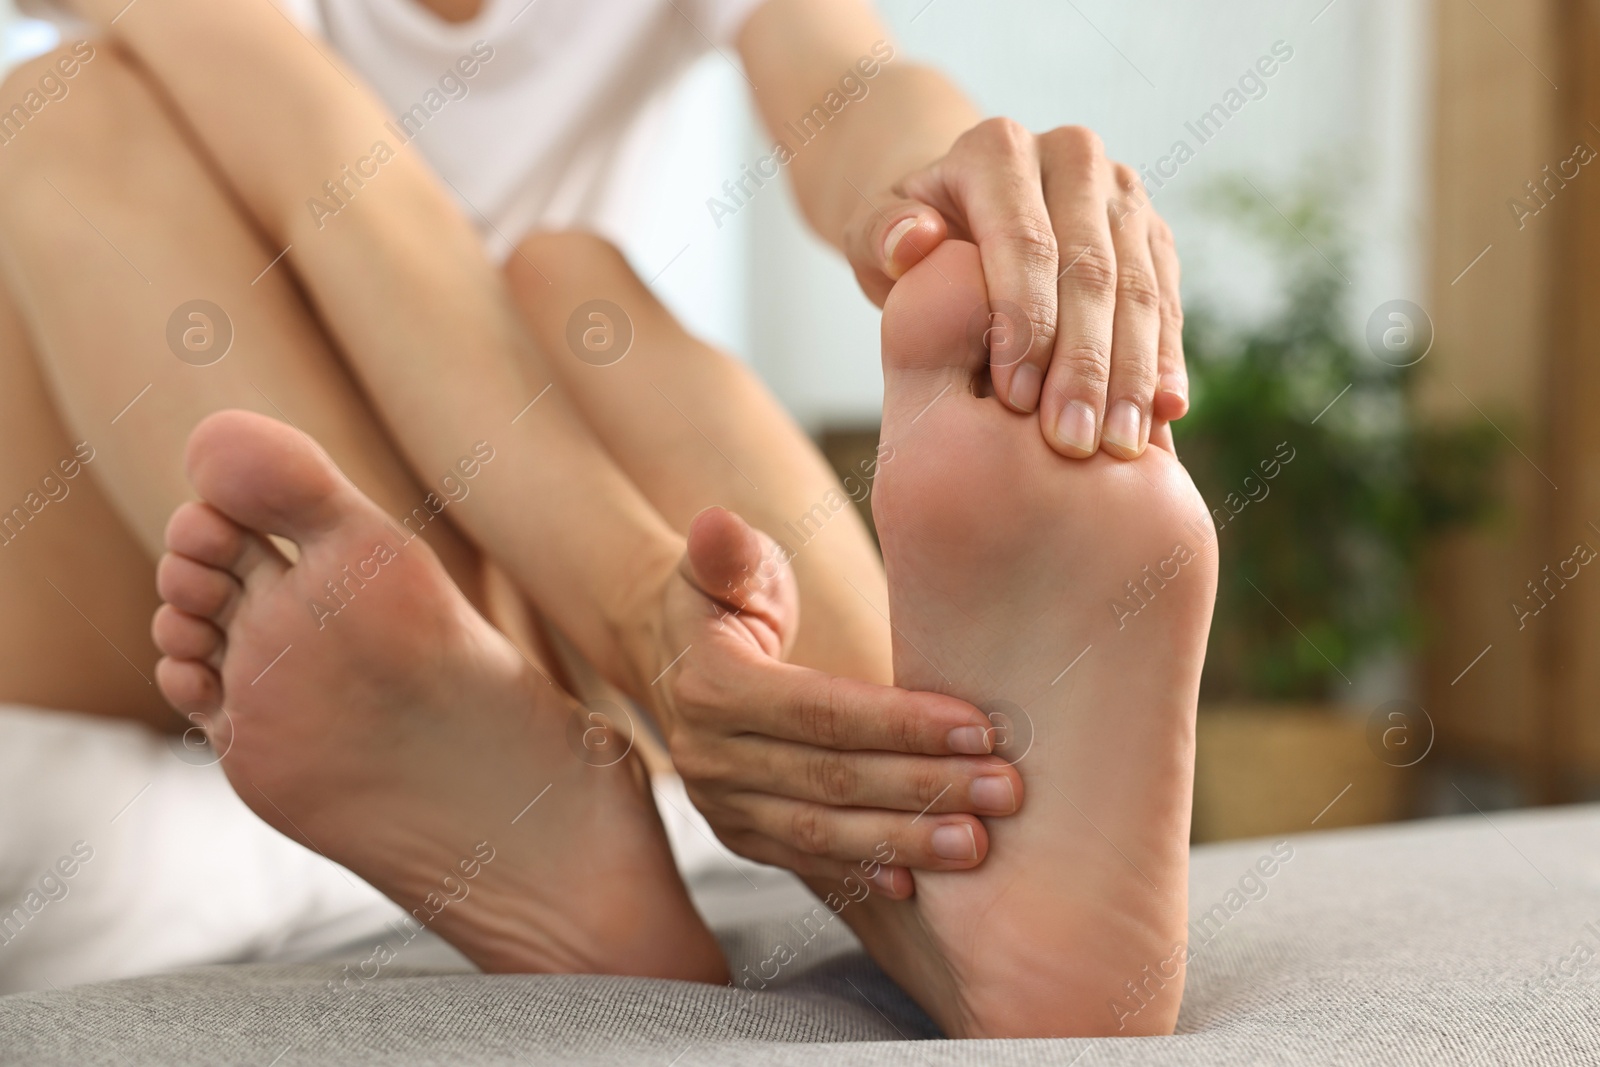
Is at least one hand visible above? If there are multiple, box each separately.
[639,507,1024,898]
[843,119,1187,460]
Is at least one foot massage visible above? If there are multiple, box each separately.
[0,2,1594,1064]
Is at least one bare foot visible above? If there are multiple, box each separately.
[841,242,1217,1037]
[151,411,725,982]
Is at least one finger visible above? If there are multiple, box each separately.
[717,833,916,901]
[900,118,1057,414]
[1148,215,1189,422]
[843,197,948,308]
[685,789,917,899]
[1093,164,1161,460]
[724,658,999,755]
[720,737,1022,815]
[1034,126,1117,457]
[1150,419,1176,455]
[736,794,989,871]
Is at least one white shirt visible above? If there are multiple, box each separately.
[22,0,764,260]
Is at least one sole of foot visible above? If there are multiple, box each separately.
[841,241,1217,1038]
[151,410,726,983]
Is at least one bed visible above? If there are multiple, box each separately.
[4,781,1597,1066]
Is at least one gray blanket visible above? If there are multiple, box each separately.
[5,803,1599,1065]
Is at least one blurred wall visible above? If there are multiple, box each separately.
[1,0,58,68]
[1421,0,1600,802]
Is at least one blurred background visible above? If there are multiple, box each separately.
[4,0,1593,842]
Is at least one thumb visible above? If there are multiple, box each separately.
[683,506,799,660]
[845,199,947,305]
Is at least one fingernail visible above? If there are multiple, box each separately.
[1053,399,1097,455]
[947,726,991,755]
[868,866,902,896]
[971,775,1016,814]
[1159,373,1187,404]
[1008,363,1043,412]
[931,823,979,862]
[883,217,919,268]
[1103,400,1143,457]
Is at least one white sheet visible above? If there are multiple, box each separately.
[0,705,403,993]
[0,704,774,993]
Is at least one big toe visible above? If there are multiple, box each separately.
[185,410,352,542]
[685,507,769,603]
[684,506,798,653]
[881,239,991,386]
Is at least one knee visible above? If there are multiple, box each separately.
[505,229,671,344]
[505,230,634,295]
[0,41,148,190]
[515,229,626,264]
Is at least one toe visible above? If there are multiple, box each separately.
[683,506,798,659]
[156,551,243,624]
[185,410,352,543]
[165,501,286,590]
[156,656,223,718]
[881,240,991,387]
[152,604,225,666]
[165,501,245,567]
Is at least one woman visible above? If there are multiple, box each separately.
[0,0,1213,1037]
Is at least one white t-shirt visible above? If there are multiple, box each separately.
[22,0,765,260]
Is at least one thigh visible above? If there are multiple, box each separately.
[503,232,893,685]
[0,44,483,603]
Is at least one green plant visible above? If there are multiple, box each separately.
[1174,176,1502,702]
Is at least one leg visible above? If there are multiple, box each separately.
[843,241,1218,1037]
[0,45,482,601]
[0,275,170,728]
[54,7,1013,881]
[1,46,722,981]
[154,411,726,981]
[63,4,688,694]
[6,41,1011,889]
[505,234,891,685]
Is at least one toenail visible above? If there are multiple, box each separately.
[1054,399,1097,454]
[932,823,979,862]
[1007,363,1043,412]
[1103,400,1143,456]
[971,776,1016,814]
[947,726,991,755]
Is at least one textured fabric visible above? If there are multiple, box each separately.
[0,704,804,997]
[4,804,1600,1065]
[0,706,404,994]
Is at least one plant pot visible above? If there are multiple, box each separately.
[1192,705,1411,843]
